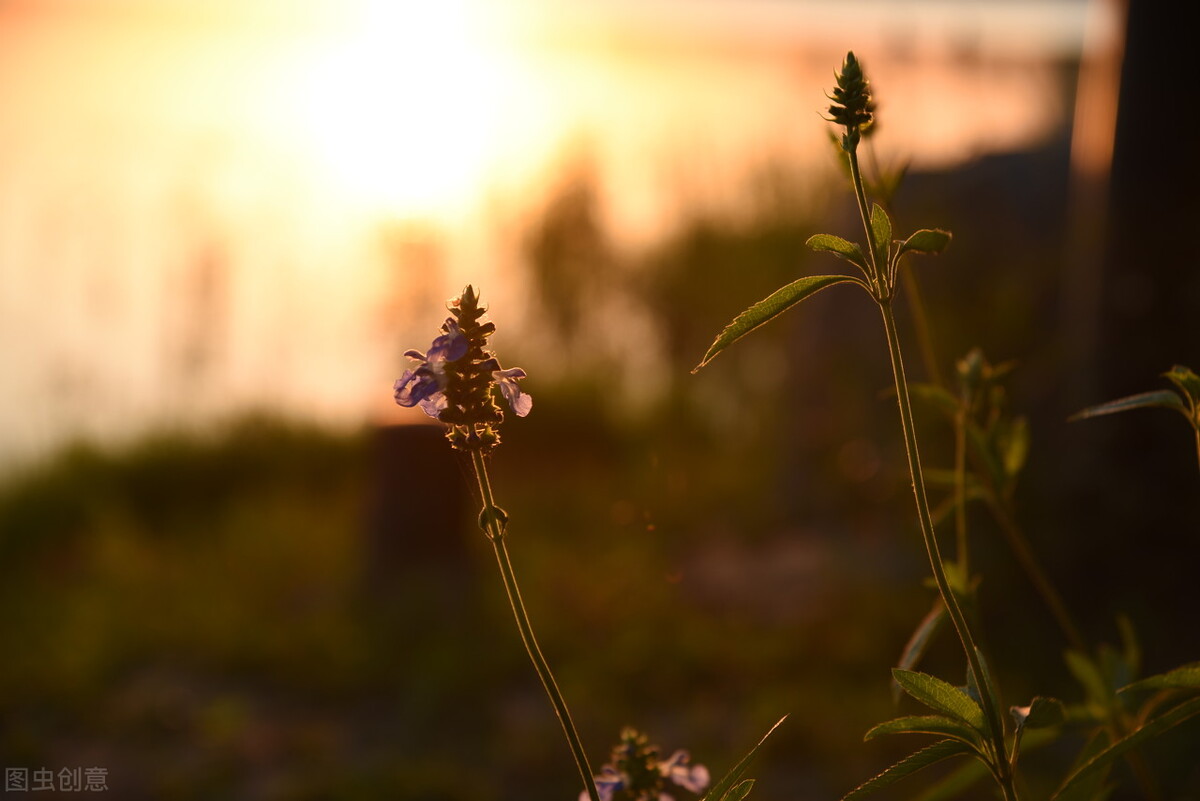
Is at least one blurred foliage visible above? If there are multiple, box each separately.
[3,137,1199,799]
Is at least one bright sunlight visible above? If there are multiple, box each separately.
[286,0,519,220]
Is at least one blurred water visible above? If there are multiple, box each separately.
[0,0,1095,470]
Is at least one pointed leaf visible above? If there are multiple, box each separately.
[1068,390,1186,422]
[908,753,990,801]
[1117,614,1141,680]
[720,780,755,801]
[1097,641,1135,695]
[1011,697,1066,731]
[807,234,870,272]
[870,203,892,264]
[964,420,1006,492]
[1064,650,1108,709]
[865,715,983,749]
[970,647,1004,741]
[1163,365,1200,402]
[909,383,960,419]
[911,728,1058,801]
[1118,661,1200,694]
[700,716,786,801]
[893,601,947,704]
[841,740,974,801]
[1001,416,1030,482]
[898,229,952,257]
[892,669,985,731]
[1053,695,1200,800]
[693,275,865,372]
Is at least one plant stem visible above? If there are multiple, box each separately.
[470,450,600,801]
[846,139,1013,791]
[883,304,1012,777]
[878,304,1013,790]
[847,146,886,294]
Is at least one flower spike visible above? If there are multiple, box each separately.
[393,286,532,451]
[827,51,875,150]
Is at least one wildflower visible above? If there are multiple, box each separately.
[658,750,709,794]
[485,359,532,418]
[580,729,709,801]
[393,318,469,418]
[393,286,532,451]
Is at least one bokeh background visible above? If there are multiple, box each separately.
[2,0,1198,799]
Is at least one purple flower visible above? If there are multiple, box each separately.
[393,319,468,418]
[586,767,625,801]
[659,751,709,794]
[578,748,709,801]
[474,356,532,417]
[493,366,532,417]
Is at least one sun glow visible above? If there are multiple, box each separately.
[288,0,516,220]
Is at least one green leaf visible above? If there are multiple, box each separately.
[910,728,1058,801]
[892,669,985,731]
[700,716,786,801]
[908,754,990,801]
[1068,390,1187,422]
[1117,615,1141,679]
[897,229,952,257]
[1053,695,1200,800]
[806,234,870,272]
[1097,641,1135,696]
[1118,661,1200,694]
[1001,416,1030,482]
[720,780,755,801]
[1064,650,1109,711]
[909,383,959,418]
[1163,364,1200,402]
[692,275,866,372]
[870,203,892,264]
[864,715,983,749]
[893,601,947,704]
[970,647,1003,741]
[964,421,1006,493]
[841,740,975,801]
[1011,696,1066,731]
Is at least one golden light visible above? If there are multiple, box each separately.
[285,0,517,220]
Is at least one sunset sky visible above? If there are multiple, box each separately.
[0,0,1110,468]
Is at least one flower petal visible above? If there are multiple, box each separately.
[428,318,468,363]
[661,751,709,793]
[581,767,623,801]
[417,392,448,419]
[493,367,532,417]
[394,366,440,408]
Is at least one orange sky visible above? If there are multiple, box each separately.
[0,0,1104,467]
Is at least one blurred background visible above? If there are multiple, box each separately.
[2,0,1198,799]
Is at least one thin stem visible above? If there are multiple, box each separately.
[470,450,600,801]
[879,300,1014,792]
[847,145,885,293]
[846,139,1013,791]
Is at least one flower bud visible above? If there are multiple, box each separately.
[827,52,875,149]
